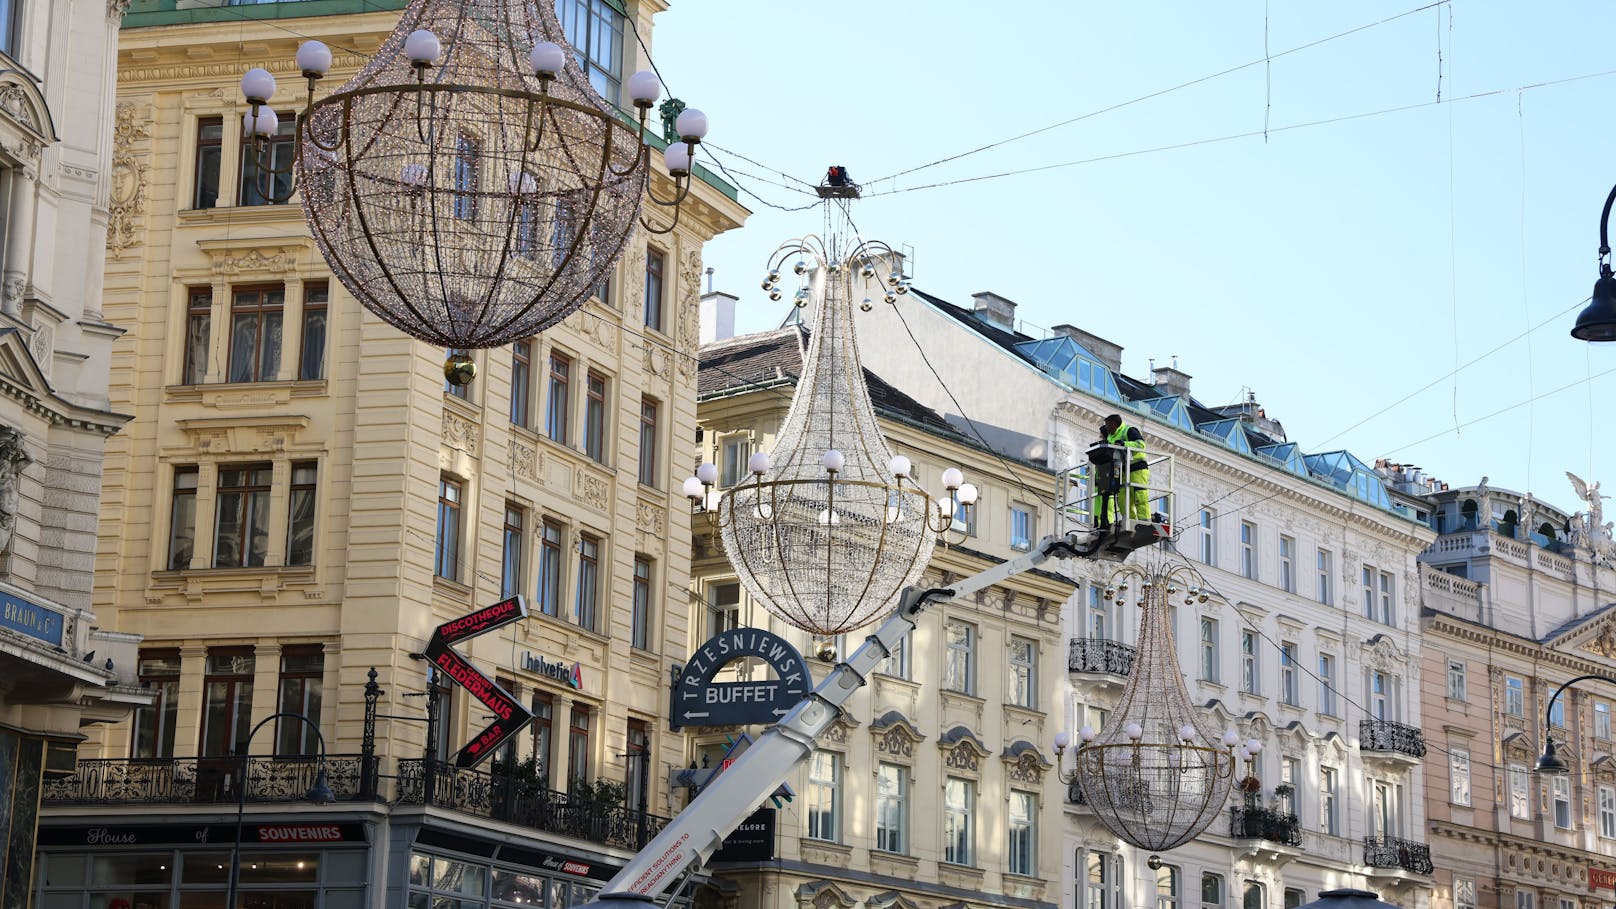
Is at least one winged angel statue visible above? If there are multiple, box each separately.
[1567,472,1616,565]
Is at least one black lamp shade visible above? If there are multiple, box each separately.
[306,767,336,804]
[1572,275,1616,341]
[1534,738,1570,775]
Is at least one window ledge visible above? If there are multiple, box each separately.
[442,391,480,413]
[179,204,303,226]
[1004,703,1045,723]
[432,576,474,601]
[167,380,329,407]
[941,689,986,706]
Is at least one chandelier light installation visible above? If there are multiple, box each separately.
[1054,559,1239,853]
[683,237,976,635]
[237,0,708,371]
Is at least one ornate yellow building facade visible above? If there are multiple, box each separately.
[38,3,746,909]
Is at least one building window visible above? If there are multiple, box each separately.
[183,287,212,385]
[1197,509,1215,564]
[1554,775,1572,828]
[806,750,840,841]
[239,111,296,205]
[720,436,751,487]
[453,134,479,220]
[1369,670,1391,719]
[1087,584,1111,639]
[1006,790,1037,876]
[1505,676,1525,717]
[227,285,284,383]
[1599,701,1612,740]
[584,371,607,461]
[1011,504,1033,550]
[276,646,324,755]
[510,340,532,427]
[546,352,571,444]
[1450,748,1471,806]
[168,467,199,570]
[1361,566,1394,624]
[287,461,317,566]
[1600,786,1616,838]
[556,0,624,102]
[1454,880,1475,909]
[501,504,524,598]
[1156,865,1180,909]
[1242,883,1263,909]
[567,706,591,789]
[201,649,255,757]
[1240,629,1259,694]
[1279,756,1299,817]
[631,556,652,650]
[1086,852,1115,909]
[575,533,600,631]
[214,463,273,568]
[944,621,975,694]
[943,777,974,865]
[882,628,911,680]
[530,693,553,777]
[1278,535,1295,592]
[638,398,659,487]
[1009,636,1036,709]
[1201,873,1224,909]
[1280,642,1299,706]
[875,762,907,854]
[1316,549,1332,604]
[623,718,649,812]
[1320,765,1339,835]
[132,650,182,758]
[1318,652,1337,716]
[435,476,463,582]
[1447,660,1466,701]
[644,247,665,331]
[1516,892,1535,909]
[1549,695,1566,728]
[1509,763,1530,818]
[537,519,563,616]
[193,116,224,208]
[707,582,739,638]
[1199,617,1218,682]
[444,348,470,399]
[298,282,327,380]
[1239,521,1257,579]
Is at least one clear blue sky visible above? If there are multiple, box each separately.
[653,0,1616,515]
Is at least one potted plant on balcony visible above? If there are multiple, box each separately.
[568,777,629,844]
[491,755,550,818]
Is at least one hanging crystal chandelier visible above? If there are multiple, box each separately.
[236,0,707,359]
[1053,559,1239,852]
[682,236,978,635]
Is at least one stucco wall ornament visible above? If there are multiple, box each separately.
[0,428,31,554]
[107,102,151,258]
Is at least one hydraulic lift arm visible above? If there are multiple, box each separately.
[576,530,1106,909]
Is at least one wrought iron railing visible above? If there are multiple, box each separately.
[396,759,668,850]
[1358,720,1426,758]
[41,755,373,804]
[1068,638,1136,676]
[1363,835,1433,874]
[1229,806,1303,846]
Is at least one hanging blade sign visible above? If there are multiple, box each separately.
[424,595,533,768]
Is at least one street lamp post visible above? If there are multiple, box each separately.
[1572,184,1616,341]
[225,712,337,909]
[1532,673,1616,773]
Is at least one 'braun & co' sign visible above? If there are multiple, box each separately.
[670,628,811,729]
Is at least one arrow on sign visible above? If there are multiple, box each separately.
[425,596,533,769]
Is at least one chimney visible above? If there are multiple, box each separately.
[1151,364,1192,397]
[700,291,738,344]
[1051,324,1123,374]
[970,291,1017,330]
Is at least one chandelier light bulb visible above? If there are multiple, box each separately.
[941,467,964,490]
[296,41,333,78]
[682,477,704,499]
[675,107,709,143]
[860,262,876,278]
[821,449,846,473]
[696,463,718,485]
[793,260,808,275]
[888,455,912,479]
[860,298,873,312]
[528,40,565,76]
[1222,730,1240,748]
[242,107,279,137]
[404,29,442,65]
[1079,725,1097,743]
[957,482,979,505]
[1178,724,1196,742]
[895,283,910,295]
[767,268,781,283]
[1125,722,1143,741]
[662,142,692,176]
[1054,731,1071,751]
[1245,738,1262,755]
[240,67,277,104]
[768,288,783,301]
[883,291,897,305]
[748,452,771,475]
[887,272,902,287]
[626,70,662,107]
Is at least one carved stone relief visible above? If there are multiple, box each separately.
[0,427,30,554]
[574,472,609,512]
[636,499,665,536]
[510,439,541,483]
[944,741,980,773]
[442,413,479,455]
[107,101,151,258]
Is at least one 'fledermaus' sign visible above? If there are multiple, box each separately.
[671,628,811,729]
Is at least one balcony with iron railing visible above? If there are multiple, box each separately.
[1358,720,1426,763]
[41,754,374,804]
[1068,638,1135,678]
[1363,835,1433,874]
[1229,806,1303,847]
[397,759,669,851]
[1066,780,1089,807]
